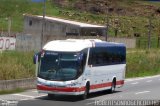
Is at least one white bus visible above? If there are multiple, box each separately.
[33,39,126,99]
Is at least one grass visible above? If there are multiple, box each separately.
[0,88,25,95]
[126,49,160,78]
[0,51,35,80]
[0,0,43,32]
[0,49,160,80]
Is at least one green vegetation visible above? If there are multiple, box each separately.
[0,0,43,32]
[136,36,160,48]
[0,51,35,80]
[0,0,160,38]
[0,88,25,95]
[0,50,160,80]
[126,49,160,78]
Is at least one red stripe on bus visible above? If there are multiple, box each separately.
[37,85,85,92]
[116,80,124,85]
[90,82,112,89]
[37,80,124,92]
[90,80,124,89]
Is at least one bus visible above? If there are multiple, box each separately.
[33,39,126,99]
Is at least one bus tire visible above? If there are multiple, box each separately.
[48,94,55,99]
[109,79,116,93]
[81,82,90,100]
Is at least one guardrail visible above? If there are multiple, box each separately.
[0,78,36,91]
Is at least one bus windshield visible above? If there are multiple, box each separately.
[38,51,83,81]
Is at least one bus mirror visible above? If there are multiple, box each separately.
[79,53,83,61]
[33,52,40,64]
[77,53,83,64]
[33,54,37,64]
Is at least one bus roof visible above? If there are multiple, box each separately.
[43,39,126,52]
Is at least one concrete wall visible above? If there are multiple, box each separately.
[0,78,36,91]
[23,15,106,37]
[16,34,41,51]
[24,16,80,36]
[16,34,136,51]
[21,15,108,51]
[0,37,16,51]
[108,37,136,49]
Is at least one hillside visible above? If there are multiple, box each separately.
[52,0,160,17]
[0,0,160,37]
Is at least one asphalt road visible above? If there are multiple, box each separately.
[0,75,160,106]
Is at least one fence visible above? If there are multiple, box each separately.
[137,36,160,48]
[0,78,36,91]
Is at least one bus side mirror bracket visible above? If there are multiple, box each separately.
[33,52,40,64]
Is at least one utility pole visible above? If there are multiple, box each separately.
[41,0,46,49]
[8,17,11,37]
[148,15,152,49]
[106,7,109,41]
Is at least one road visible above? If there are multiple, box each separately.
[0,75,160,106]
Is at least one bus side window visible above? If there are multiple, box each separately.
[80,48,88,70]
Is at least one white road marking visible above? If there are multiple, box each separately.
[86,101,95,105]
[12,94,35,98]
[135,91,150,95]
[35,95,47,98]
[146,80,152,83]
[10,94,47,101]
[19,95,47,101]
[131,82,139,85]
[125,75,160,82]
[32,90,38,93]
[20,98,31,101]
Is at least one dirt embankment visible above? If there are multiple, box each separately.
[52,0,160,16]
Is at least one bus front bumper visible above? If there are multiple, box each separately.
[37,85,85,95]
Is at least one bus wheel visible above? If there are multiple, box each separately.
[109,79,116,93]
[81,83,90,100]
[48,94,55,99]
